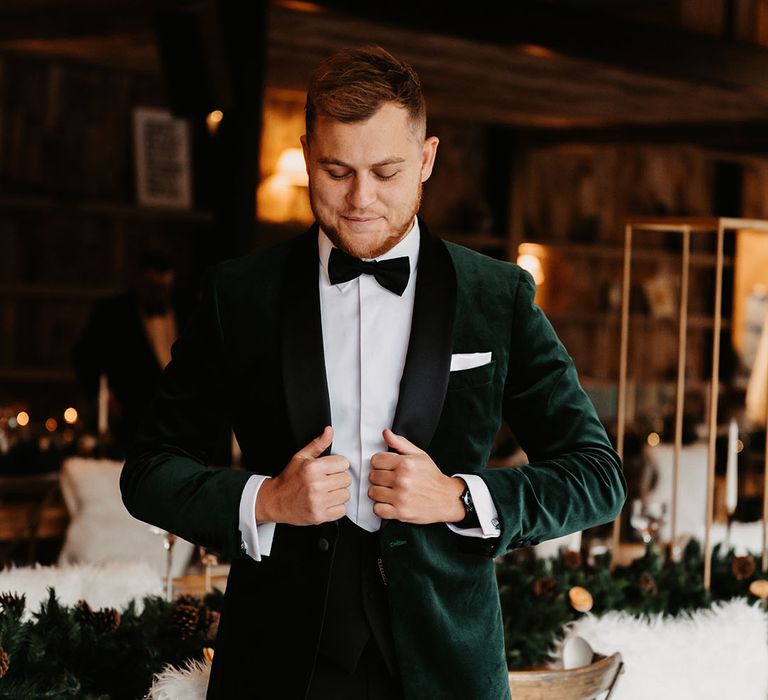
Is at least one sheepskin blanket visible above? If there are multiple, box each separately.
[0,561,163,620]
[552,597,768,700]
[147,598,768,700]
[57,457,195,579]
[147,658,211,700]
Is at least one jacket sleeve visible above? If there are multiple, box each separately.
[120,265,253,561]
[478,267,627,556]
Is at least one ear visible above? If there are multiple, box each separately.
[420,136,439,183]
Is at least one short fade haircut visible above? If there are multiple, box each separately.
[305,45,426,143]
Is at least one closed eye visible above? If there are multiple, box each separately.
[326,170,351,180]
[324,169,400,181]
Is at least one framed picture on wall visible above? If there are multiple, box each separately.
[132,107,192,209]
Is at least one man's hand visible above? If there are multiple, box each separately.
[256,426,351,525]
[368,428,466,524]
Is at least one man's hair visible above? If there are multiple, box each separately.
[138,249,174,273]
[305,45,426,142]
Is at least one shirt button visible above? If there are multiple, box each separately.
[317,537,330,552]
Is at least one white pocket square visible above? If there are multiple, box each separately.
[450,352,492,372]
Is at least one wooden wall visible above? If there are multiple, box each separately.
[0,52,211,428]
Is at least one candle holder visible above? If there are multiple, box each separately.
[630,498,667,545]
[198,546,219,593]
[149,526,177,601]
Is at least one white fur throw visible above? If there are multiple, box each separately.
[552,597,768,700]
[146,599,768,700]
[146,658,211,700]
[57,457,195,579]
[0,561,163,619]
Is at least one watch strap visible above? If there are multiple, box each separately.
[456,484,481,529]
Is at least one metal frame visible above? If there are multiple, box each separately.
[611,217,768,589]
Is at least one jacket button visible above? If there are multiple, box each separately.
[317,537,330,552]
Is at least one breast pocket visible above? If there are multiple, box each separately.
[430,359,500,471]
[447,359,496,391]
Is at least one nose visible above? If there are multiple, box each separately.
[346,173,376,211]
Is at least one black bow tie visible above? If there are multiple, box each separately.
[328,247,410,296]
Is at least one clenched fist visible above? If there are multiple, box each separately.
[368,428,466,524]
[255,426,352,525]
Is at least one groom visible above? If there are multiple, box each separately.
[121,45,626,699]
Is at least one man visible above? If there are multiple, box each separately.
[73,249,198,457]
[121,46,626,699]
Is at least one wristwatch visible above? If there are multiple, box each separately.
[457,483,481,529]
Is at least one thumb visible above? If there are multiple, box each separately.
[298,425,333,459]
[383,428,422,455]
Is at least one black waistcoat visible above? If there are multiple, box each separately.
[316,516,397,677]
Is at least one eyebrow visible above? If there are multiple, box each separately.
[317,157,406,168]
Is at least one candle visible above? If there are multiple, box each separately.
[726,417,738,516]
[98,373,109,436]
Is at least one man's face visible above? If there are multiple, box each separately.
[301,101,438,259]
[137,269,174,313]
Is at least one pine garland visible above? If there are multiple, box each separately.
[0,588,224,699]
[497,538,768,669]
[0,541,764,696]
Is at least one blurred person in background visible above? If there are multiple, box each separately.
[71,249,195,456]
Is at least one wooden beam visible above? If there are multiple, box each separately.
[311,0,768,93]
[520,121,768,151]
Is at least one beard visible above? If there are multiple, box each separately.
[310,181,422,259]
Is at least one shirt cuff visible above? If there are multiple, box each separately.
[238,474,277,561]
[446,473,501,539]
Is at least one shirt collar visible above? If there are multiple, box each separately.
[318,217,420,288]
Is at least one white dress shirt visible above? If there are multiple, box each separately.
[142,312,177,370]
[239,217,500,561]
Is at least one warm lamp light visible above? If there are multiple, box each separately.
[16,411,29,427]
[64,407,78,424]
[516,250,545,286]
[275,148,308,187]
[206,110,224,135]
[256,146,312,224]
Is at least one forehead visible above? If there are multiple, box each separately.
[310,103,421,163]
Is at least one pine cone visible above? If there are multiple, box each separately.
[533,576,557,598]
[94,607,121,633]
[732,555,756,581]
[175,594,202,609]
[172,603,200,639]
[639,572,658,596]
[74,600,95,625]
[0,592,25,618]
[0,646,9,678]
[206,610,221,641]
[561,550,582,570]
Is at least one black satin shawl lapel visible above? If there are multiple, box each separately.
[279,223,333,457]
[390,217,457,451]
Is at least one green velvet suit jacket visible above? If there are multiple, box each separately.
[121,217,626,699]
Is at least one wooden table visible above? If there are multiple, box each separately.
[0,472,69,565]
[172,565,230,599]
